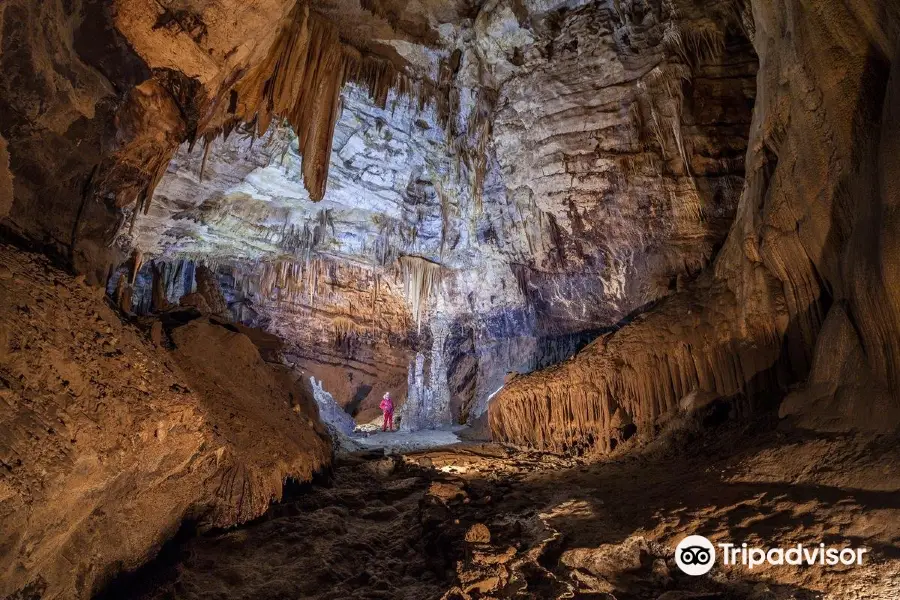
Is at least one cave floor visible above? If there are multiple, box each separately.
[107,423,900,600]
[351,426,466,454]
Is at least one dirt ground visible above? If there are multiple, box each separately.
[105,418,900,600]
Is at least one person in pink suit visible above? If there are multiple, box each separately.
[380,392,394,432]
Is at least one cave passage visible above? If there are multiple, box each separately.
[1,0,900,598]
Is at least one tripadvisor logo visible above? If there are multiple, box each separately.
[675,535,716,575]
[674,535,869,576]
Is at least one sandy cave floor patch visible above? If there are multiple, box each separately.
[102,421,900,600]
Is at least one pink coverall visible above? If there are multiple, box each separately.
[380,396,394,431]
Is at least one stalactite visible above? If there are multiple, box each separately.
[114,273,132,314]
[359,0,389,20]
[191,3,454,203]
[427,169,454,258]
[139,148,172,216]
[727,0,756,39]
[235,255,376,311]
[199,140,211,182]
[331,315,369,351]
[280,209,334,260]
[130,250,143,284]
[466,88,497,213]
[672,119,693,181]
[373,218,400,266]
[354,55,397,109]
[633,63,695,181]
[490,273,797,456]
[641,83,669,161]
[397,255,443,333]
[663,21,725,66]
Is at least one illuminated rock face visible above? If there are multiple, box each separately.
[491,1,758,332]
[1,0,892,442]
[0,0,757,438]
[78,0,754,429]
[0,247,331,599]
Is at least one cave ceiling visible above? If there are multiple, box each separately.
[123,0,756,323]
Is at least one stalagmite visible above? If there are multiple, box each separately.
[115,274,133,314]
[195,265,230,317]
[399,317,452,430]
[150,262,170,312]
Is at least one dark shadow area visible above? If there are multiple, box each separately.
[93,418,900,600]
[92,519,199,600]
[346,383,374,416]
[91,461,339,600]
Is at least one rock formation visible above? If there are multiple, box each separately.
[311,375,358,436]
[491,0,900,453]
[54,0,753,431]
[1,0,899,594]
[0,134,11,219]
[0,246,330,598]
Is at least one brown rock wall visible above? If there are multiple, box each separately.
[491,0,757,332]
[490,0,900,451]
[0,246,330,599]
